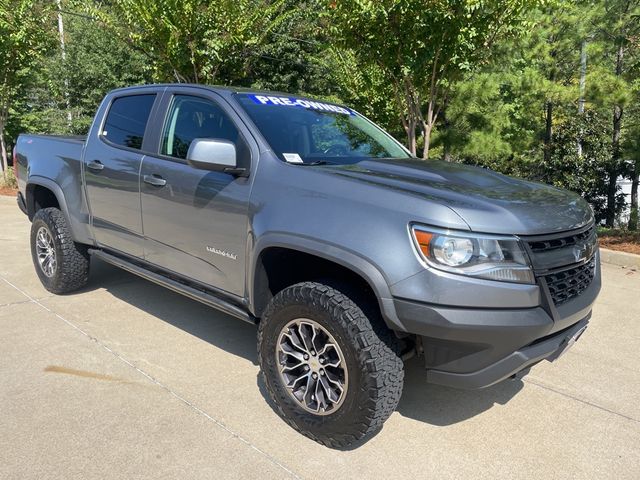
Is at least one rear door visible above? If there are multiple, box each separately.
[139,88,255,296]
[83,92,160,257]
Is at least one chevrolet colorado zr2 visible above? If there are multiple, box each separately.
[15,84,600,447]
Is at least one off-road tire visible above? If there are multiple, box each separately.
[258,281,404,448]
[30,207,89,294]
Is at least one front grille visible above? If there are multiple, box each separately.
[523,223,598,306]
[527,224,595,253]
[542,258,596,306]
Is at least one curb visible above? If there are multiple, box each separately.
[600,248,640,269]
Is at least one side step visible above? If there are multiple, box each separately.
[89,249,255,325]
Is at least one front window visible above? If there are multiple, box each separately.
[161,95,241,160]
[235,93,411,164]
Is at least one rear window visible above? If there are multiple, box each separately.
[102,94,156,150]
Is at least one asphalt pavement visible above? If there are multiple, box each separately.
[1,195,639,479]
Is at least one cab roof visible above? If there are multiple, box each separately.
[106,83,324,101]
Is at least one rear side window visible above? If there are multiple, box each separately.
[102,94,156,150]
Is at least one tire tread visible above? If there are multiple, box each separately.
[258,281,404,448]
[31,207,89,294]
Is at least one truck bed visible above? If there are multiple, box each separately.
[15,133,88,238]
[16,134,86,186]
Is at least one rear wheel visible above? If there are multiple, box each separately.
[258,281,404,448]
[30,207,89,294]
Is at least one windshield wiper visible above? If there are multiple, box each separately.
[294,160,338,166]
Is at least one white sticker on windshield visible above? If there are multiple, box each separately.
[283,153,304,164]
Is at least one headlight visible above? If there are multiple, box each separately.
[411,225,534,284]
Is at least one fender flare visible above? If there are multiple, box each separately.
[25,176,72,226]
[249,232,405,332]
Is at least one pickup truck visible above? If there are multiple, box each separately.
[15,84,601,448]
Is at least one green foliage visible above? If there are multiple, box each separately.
[0,0,55,175]
[2,0,640,225]
[630,206,639,230]
[97,0,290,84]
[623,119,640,230]
[329,0,537,83]
[328,0,541,157]
[432,72,518,161]
[430,1,640,225]
[4,1,151,141]
[242,2,332,94]
[54,6,150,128]
[597,226,640,242]
[0,0,54,103]
[589,0,640,226]
[0,165,17,188]
[325,49,402,139]
[544,110,614,221]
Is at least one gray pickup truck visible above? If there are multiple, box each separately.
[15,84,600,447]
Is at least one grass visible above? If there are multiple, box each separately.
[598,227,640,240]
[598,226,640,255]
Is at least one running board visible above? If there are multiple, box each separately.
[89,249,255,325]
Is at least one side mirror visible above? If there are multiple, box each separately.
[186,138,247,176]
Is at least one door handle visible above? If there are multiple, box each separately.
[143,174,167,187]
[87,160,104,171]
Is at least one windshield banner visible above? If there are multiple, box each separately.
[247,94,353,115]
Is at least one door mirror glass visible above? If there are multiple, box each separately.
[186,138,237,172]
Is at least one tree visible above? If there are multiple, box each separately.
[624,79,640,230]
[590,0,640,227]
[431,71,516,162]
[47,3,151,133]
[529,3,589,164]
[545,110,613,221]
[94,0,290,84]
[329,0,540,158]
[3,0,152,156]
[241,2,328,93]
[0,0,54,180]
[625,128,640,229]
[409,1,632,225]
[429,3,583,165]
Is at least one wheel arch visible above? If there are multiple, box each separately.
[249,234,404,332]
[25,177,70,224]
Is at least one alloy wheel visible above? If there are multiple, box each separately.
[276,318,348,415]
[35,226,57,278]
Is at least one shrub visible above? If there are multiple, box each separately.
[0,167,18,189]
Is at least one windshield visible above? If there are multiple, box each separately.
[235,93,411,164]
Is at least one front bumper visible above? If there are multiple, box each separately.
[393,252,601,389]
[426,317,588,388]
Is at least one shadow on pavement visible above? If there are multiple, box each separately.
[89,258,259,365]
[90,258,524,431]
[396,357,524,426]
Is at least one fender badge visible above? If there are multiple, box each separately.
[206,246,238,260]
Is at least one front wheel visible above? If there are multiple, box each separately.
[30,207,90,294]
[258,282,404,448]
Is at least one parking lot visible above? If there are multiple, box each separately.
[1,195,639,479]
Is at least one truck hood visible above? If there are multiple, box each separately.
[323,158,593,235]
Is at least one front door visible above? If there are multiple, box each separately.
[140,92,253,296]
[84,93,158,257]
